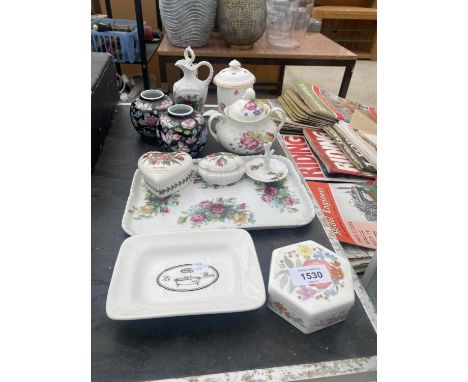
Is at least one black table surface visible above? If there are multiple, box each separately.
[91,105,377,382]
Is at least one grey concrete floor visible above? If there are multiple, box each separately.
[283,60,377,107]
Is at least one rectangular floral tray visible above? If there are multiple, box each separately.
[122,155,316,235]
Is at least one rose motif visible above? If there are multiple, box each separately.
[216,158,227,167]
[210,204,225,214]
[220,102,226,111]
[158,153,172,161]
[281,197,294,206]
[178,197,255,227]
[261,195,271,203]
[191,214,205,223]
[265,187,278,196]
[199,200,211,208]
[244,101,257,111]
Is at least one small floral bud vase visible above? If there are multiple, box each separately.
[158,104,208,157]
[130,89,173,138]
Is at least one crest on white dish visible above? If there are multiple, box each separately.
[157,263,219,292]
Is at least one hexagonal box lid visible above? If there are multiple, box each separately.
[268,240,355,333]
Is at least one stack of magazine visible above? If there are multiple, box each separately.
[272,81,376,130]
[276,81,377,275]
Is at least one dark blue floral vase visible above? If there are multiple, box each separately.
[158,104,207,157]
[130,89,173,138]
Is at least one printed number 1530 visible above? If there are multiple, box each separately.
[300,271,324,280]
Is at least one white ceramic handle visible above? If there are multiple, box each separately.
[196,61,214,85]
[270,107,286,136]
[207,112,224,144]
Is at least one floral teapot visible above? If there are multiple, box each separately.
[173,46,213,112]
[207,88,286,155]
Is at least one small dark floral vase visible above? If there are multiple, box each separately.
[158,104,207,157]
[130,89,173,138]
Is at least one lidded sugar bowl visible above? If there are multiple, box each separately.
[213,60,255,112]
[198,152,245,186]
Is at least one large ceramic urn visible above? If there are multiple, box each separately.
[217,0,267,49]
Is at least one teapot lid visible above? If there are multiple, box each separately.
[225,88,268,122]
[213,60,256,88]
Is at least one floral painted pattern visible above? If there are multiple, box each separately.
[206,152,238,167]
[177,197,255,227]
[242,100,264,118]
[130,95,173,138]
[267,298,305,328]
[220,102,226,112]
[128,185,180,219]
[237,131,275,151]
[249,163,263,171]
[158,111,207,157]
[275,244,345,302]
[255,181,300,213]
[141,151,187,167]
[267,171,287,182]
[181,118,196,129]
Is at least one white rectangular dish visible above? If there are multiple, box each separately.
[106,229,266,320]
[122,155,315,235]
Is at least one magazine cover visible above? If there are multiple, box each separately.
[295,81,377,123]
[281,134,328,180]
[308,182,377,249]
[282,133,375,183]
[304,128,376,179]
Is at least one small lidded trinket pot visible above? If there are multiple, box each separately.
[137,151,193,198]
[268,240,355,334]
[198,152,245,186]
[213,59,255,112]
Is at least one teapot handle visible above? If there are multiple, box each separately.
[207,112,225,144]
[270,107,286,136]
[195,61,214,86]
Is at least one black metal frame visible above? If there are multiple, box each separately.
[159,55,356,98]
[102,0,159,89]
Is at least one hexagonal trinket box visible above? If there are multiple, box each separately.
[268,240,355,334]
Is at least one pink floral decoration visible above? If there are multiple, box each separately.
[244,101,257,111]
[210,204,225,214]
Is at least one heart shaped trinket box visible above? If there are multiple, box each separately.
[137,151,193,198]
